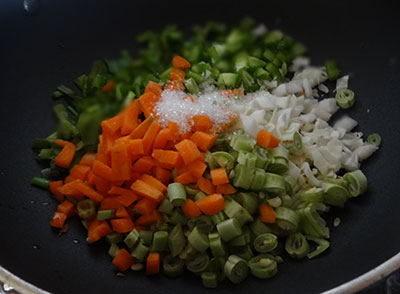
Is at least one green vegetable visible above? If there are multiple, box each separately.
[367,133,382,147]
[188,226,209,252]
[343,170,368,197]
[201,272,218,288]
[96,209,115,221]
[253,233,278,253]
[77,199,96,219]
[168,183,187,206]
[151,231,169,252]
[31,177,50,189]
[224,255,249,284]
[209,233,226,257]
[248,254,278,279]
[216,218,242,242]
[335,88,355,109]
[285,233,309,258]
[168,224,185,257]
[163,255,185,277]
[325,60,340,81]
[306,236,330,259]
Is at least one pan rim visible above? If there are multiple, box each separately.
[1,252,400,294]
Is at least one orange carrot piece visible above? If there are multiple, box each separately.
[57,200,75,218]
[112,248,134,271]
[102,80,115,92]
[87,171,97,187]
[95,151,111,166]
[49,181,64,202]
[63,175,76,184]
[92,160,113,180]
[50,211,67,228]
[79,152,96,167]
[174,171,197,185]
[130,116,154,139]
[210,168,229,185]
[115,206,130,218]
[195,193,225,215]
[175,139,202,165]
[136,198,158,215]
[69,164,91,181]
[88,220,112,242]
[142,121,161,155]
[138,93,159,118]
[94,175,112,195]
[99,196,122,210]
[74,180,104,202]
[136,210,160,226]
[52,139,69,147]
[121,102,140,135]
[140,174,167,193]
[54,142,76,168]
[101,112,124,136]
[192,115,212,132]
[259,204,276,223]
[216,183,237,195]
[197,177,216,195]
[57,179,84,199]
[154,166,171,185]
[153,128,171,150]
[130,180,163,202]
[132,156,154,173]
[257,129,280,148]
[187,159,207,179]
[111,142,131,182]
[172,55,191,69]
[190,131,217,152]
[181,199,202,218]
[179,131,193,141]
[167,121,180,141]
[111,218,135,233]
[170,68,185,83]
[145,81,162,96]
[165,80,184,91]
[146,252,160,275]
[129,139,144,157]
[151,149,181,169]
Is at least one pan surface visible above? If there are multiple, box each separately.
[0,1,399,293]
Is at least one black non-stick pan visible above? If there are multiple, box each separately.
[1,0,399,293]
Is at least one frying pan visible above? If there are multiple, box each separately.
[1,0,399,293]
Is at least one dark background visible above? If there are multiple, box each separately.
[0,0,399,293]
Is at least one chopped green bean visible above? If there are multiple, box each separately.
[31,177,50,189]
[306,236,330,259]
[285,233,309,258]
[124,229,140,249]
[168,183,187,206]
[253,233,278,253]
[105,232,123,244]
[77,199,96,219]
[201,272,218,288]
[186,253,210,274]
[248,254,278,279]
[168,224,186,257]
[139,230,153,246]
[108,243,120,258]
[324,60,340,81]
[217,218,242,242]
[224,255,248,284]
[151,231,169,252]
[96,209,115,221]
[163,255,185,278]
[188,226,209,252]
[131,241,149,262]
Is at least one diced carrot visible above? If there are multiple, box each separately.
[49,181,64,202]
[99,196,122,210]
[64,175,76,184]
[92,160,112,180]
[192,115,212,132]
[179,131,193,141]
[74,180,104,202]
[117,192,139,207]
[138,93,159,118]
[153,128,171,150]
[140,174,167,194]
[111,218,135,233]
[112,248,134,271]
[165,80,184,91]
[181,199,202,218]
[154,166,171,185]
[69,164,91,181]
[52,139,69,147]
[54,142,76,169]
[151,149,181,169]
[136,198,158,215]
[88,220,112,242]
[195,193,225,215]
[146,252,160,275]
[101,112,123,136]
[129,139,144,157]
[57,179,84,199]
[121,101,140,135]
[102,80,115,92]
[210,168,229,185]
[57,200,75,218]
[259,204,276,223]
[172,55,191,69]
[190,131,217,152]
[50,211,67,228]
[115,206,130,218]
[197,177,216,195]
[87,171,96,187]
[187,159,207,178]
[257,129,280,148]
[216,183,237,195]
[79,152,97,167]
[132,156,154,173]
[136,210,160,226]
[167,121,180,141]
[130,180,163,202]
[95,151,111,166]
[130,116,154,139]
[174,171,197,185]
[175,139,201,165]
[145,81,162,96]
[142,121,161,155]
[170,68,185,83]
[94,175,112,195]
[111,142,131,182]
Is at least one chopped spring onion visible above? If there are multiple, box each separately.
[216,218,242,242]
[285,233,309,258]
[209,233,226,257]
[343,170,368,197]
[163,255,185,278]
[253,233,278,253]
[248,254,278,279]
[186,253,210,274]
[306,236,330,259]
[224,255,249,284]
[167,183,187,206]
[188,226,209,252]
[168,224,185,257]
[201,272,218,288]
[96,209,115,221]
[77,199,96,219]
[275,207,300,232]
[367,133,382,147]
[335,88,355,109]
